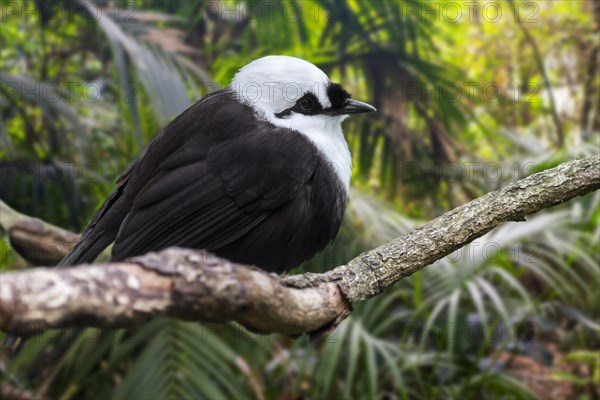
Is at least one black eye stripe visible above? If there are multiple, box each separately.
[275,93,323,118]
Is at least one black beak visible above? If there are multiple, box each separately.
[324,99,377,116]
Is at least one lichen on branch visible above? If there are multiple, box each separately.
[1,155,598,338]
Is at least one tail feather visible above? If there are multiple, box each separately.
[58,180,131,267]
[57,228,115,267]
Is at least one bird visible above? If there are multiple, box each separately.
[58,55,376,272]
[3,56,376,351]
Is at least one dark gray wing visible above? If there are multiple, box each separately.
[57,90,231,267]
[111,124,320,271]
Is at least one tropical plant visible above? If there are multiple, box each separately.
[1,1,597,399]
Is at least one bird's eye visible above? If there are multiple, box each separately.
[299,97,315,111]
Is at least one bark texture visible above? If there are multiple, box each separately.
[0,201,110,266]
[0,201,80,266]
[1,155,599,338]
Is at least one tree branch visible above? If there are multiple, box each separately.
[0,201,110,266]
[0,201,80,266]
[1,155,599,338]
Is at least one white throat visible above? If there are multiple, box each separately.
[267,114,352,195]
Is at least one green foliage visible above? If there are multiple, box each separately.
[1,1,598,399]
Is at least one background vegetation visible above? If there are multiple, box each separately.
[1,0,598,399]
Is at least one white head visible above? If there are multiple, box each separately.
[230,55,376,194]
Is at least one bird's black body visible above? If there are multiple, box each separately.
[60,90,347,272]
[4,56,377,352]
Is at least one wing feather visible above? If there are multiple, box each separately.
[111,123,319,266]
